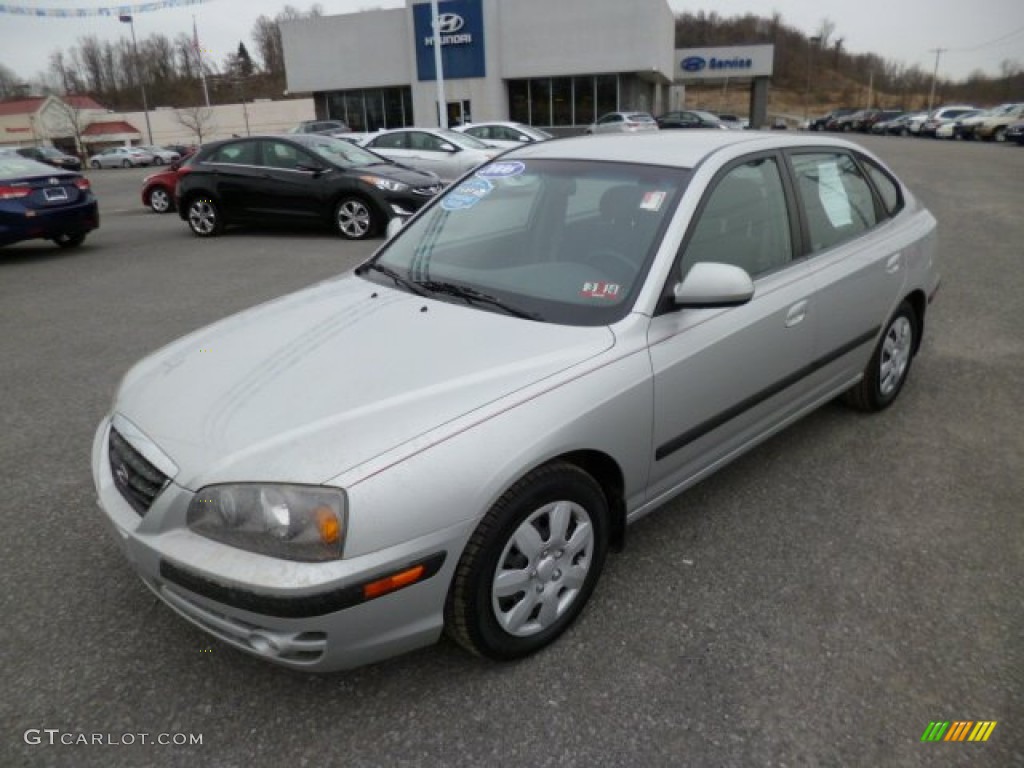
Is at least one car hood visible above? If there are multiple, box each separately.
[114,274,614,489]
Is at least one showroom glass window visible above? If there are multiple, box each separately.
[506,75,620,128]
[551,78,572,126]
[326,87,413,131]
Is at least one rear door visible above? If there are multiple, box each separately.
[202,140,261,219]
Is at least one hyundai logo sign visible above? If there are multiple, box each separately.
[437,13,464,34]
[681,56,707,72]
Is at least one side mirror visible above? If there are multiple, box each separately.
[673,262,754,308]
[439,143,459,153]
[385,217,405,240]
[518,135,531,142]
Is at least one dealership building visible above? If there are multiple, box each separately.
[282,0,773,132]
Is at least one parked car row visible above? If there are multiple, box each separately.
[812,102,1024,143]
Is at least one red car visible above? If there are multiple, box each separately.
[140,150,194,213]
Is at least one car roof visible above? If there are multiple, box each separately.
[506,131,868,169]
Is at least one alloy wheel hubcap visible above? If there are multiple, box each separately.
[491,501,594,637]
[189,201,216,234]
[879,316,912,396]
[151,189,169,211]
[338,201,370,237]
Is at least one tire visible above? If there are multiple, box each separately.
[900,127,909,137]
[445,462,609,661]
[53,233,86,249]
[334,196,377,240]
[90,160,100,169]
[148,187,172,213]
[843,301,918,412]
[994,127,1007,143]
[186,196,223,237]
[153,156,164,166]
[122,159,131,168]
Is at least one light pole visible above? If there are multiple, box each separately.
[119,14,153,145]
[927,48,946,113]
[430,0,447,128]
[804,35,821,122]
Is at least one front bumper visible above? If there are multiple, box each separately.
[91,416,469,671]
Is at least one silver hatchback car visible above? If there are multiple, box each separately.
[93,132,938,671]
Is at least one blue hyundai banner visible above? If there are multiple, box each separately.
[413,0,486,81]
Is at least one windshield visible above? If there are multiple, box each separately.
[302,136,391,168]
[366,159,690,325]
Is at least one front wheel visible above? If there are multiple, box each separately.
[148,187,172,213]
[90,160,100,169]
[186,196,223,237]
[153,156,164,166]
[445,463,609,661]
[334,197,377,240]
[994,127,1007,143]
[122,160,131,168]
[844,301,918,412]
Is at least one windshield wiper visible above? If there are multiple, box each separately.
[357,262,429,297]
[416,280,542,321]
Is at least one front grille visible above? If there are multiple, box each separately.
[108,427,170,516]
[412,184,443,196]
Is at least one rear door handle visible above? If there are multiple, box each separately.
[886,253,902,274]
[785,300,808,328]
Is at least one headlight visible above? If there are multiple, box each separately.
[187,484,347,562]
[359,175,409,192]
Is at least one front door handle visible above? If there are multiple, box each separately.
[886,253,902,274]
[785,300,808,328]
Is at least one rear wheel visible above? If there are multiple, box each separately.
[843,301,918,412]
[153,156,164,166]
[53,233,86,249]
[186,196,223,237]
[994,127,1007,143]
[445,463,609,660]
[122,159,131,168]
[148,187,172,213]
[90,160,100,169]
[334,197,377,240]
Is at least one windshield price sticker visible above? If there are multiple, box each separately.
[581,281,621,299]
[640,190,667,212]
[477,161,526,179]
[441,177,494,211]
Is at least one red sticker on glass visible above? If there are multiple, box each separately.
[580,281,621,299]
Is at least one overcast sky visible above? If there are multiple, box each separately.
[0,0,1021,86]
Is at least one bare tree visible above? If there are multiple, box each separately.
[816,18,836,50]
[175,105,215,144]
[43,98,90,160]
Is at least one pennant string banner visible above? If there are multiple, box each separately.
[0,1,209,16]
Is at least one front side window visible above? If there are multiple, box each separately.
[680,156,793,279]
[261,140,308,170]
[365,159,690,325]
[790,152,878,252]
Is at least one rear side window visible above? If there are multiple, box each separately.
[368,132,406,149]
[859,158,902,216]
[790,152,878,252]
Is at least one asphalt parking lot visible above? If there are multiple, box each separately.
[2,136,1022,768]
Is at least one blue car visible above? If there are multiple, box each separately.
[0,151,99,249]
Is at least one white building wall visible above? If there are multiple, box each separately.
[283,10,412,93]
[119,99,315,146]
[498,0,674,80]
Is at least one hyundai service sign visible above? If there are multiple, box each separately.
[674,45,774,81]
[414,0,486,81]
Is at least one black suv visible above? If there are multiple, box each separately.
[808,108,856,131]
[175,134,442,240]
